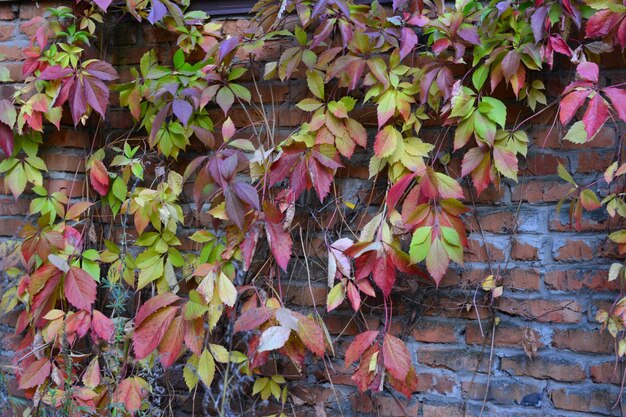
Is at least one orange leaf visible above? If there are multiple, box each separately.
[133,305,178,360]
[90,160,109,196]
[112,377,149,413]
[19,358,51,389]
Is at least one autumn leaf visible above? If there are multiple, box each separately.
[198,348,216,387]
[64,267,97,311]
[91,309,114,342]
[112,377,150,414]
[90,160,110,196]
[345,330,379,369]
[19,358,51,389]
[234,307,274,333]
[258,326,291,352]
[133,305,178,359]
[382,333,411,381]
[296,315,325,356]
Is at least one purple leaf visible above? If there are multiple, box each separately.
[84,77,109,118]
[172,99,193,126]
[219,37,240,62]
[39,66,72,80]
[93,0,113,11]
[399,27,418,60]
[0,122,13,156]
[231,181,260,210]
[531,6,549,43]
[149,103,171,145]
[147,0,167,24]
[577,62,599,83]
[223,187,246,230]
[311,0,328,18]
[69,83,87,126]
[84,60,119,81]
[458,27,480,45]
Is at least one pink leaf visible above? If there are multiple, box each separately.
[0,122,13,156]
[559,90,589,125]
[399,27,418,60]
[577,62,599,83]
[19,358,51,389]
[603,87,626,123]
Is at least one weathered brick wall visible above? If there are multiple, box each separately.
[1,1,626,416]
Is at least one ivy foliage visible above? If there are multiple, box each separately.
[0,0,625,415]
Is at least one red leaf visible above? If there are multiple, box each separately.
[309,157,336,201]
[135,293,180,327]
[577,62,599,83]
[66,310,92,338]
[133,305,178,359]
[296,315,325,357]
[603,87,626,123]
[233,307,274,333]
[382,333,411,381]
[90,160,110,196]
[112,377,149,414]
[582,93,609,138]
[265,218,292,271]
[158,314,184,369]
[92,310,114,342]
[0,122,13,156]
[64,267,97,311]
[346,281,361,311]
[559,90,589,125]
[550,35,572,57]
[372,252,396,297]
[19,358,51,389]
[345,330,379,369]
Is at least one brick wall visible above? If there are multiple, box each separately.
[1,1,626,416]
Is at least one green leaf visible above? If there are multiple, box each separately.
[296,98,324,112]
[563,121,588,144]
[472,66,489,91]
[409,226,432,263]
[480,97,506,128]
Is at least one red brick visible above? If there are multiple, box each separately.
[500,354,586,382]
[465,238,506,262]
[577,150,616,173]
[0,217,24,236]
[590,361,623,385]
[465,323,543,348]
[461,378,544,405]
[44,178,86,198]
[510,239,540,261]
[545,269,618,291]
[0,45,22,61]
[511,180,574,203]
[0,23,13,41]
[466,211,517,233]
[409,320,457,343]
[283,283,327,307]
[533,125,615,149]
[498,299,583,323]
[0,196,30,215]
[552,239,595,262]
[550,386,625,415]
[521,153,567,176]
[552,328,614,353]
[506,269,541,290]
[415,372,456,394]
[418,346,492,373]
[352,394,419,416]
[43,152,86,173]
[0,6,15,20]
[549,209,620,232]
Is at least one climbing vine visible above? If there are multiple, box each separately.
[0,0,625,415]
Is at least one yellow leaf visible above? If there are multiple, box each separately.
[198,349,215,387]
